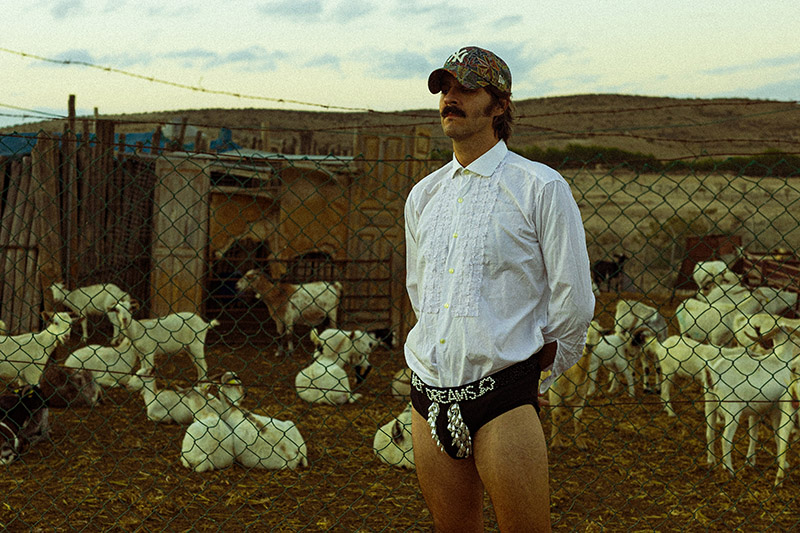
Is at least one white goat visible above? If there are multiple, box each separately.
[0,312,77,386]
[373,402,414,470]
[223,406,308,470]
[235,269,342,356]
[108,301,219,381]
[675,297,751,347]
[751,286,798,316]
[614,299,668,393]
[49,282,131,342]
[704,327,800,474]
[585,321,637,398]
[774,373,800,486]
[693,260,739,294]
[126,369,243,424]
[640,333,727,417]
[310,328,377,380]
[391,368,412,399]
[180,414,236,473]
[295,328,376,405]
[64,338,140,389]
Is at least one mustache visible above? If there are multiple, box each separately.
[441,106,466,118]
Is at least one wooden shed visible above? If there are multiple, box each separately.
[150,127,432,340]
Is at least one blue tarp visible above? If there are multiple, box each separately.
[0,132,39,157]
[0,128,240,157]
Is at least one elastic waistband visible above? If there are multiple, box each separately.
[411,355,540,405]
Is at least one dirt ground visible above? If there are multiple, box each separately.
[3,292,800,532]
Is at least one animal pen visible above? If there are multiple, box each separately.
[1,120,800,531]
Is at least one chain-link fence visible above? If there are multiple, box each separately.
[1,124,800,531]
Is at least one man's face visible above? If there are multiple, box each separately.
[438,73,503,142]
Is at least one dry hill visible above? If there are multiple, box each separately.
[4,94,800,160]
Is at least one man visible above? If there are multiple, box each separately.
[404,46,595,532]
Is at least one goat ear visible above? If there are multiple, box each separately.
[391,421,403,442]
[41,310,53,322]
[129,299,141,311]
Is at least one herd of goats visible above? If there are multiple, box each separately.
[552,258,800,486]
[0,267,405,473]
[3,257,800,484]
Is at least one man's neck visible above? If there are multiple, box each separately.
[452,133,500,167]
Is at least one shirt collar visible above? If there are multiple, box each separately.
[449,140,508,178]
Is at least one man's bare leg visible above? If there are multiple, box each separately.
[474,405,552,532]
[411,408,485,532]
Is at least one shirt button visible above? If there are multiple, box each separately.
[457,198,463,203]
[448,268,454,274]
[453,233,458,238]
[444,303,449,309]
[439,339,446,344]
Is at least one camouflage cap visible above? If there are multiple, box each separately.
[428,46,512,94]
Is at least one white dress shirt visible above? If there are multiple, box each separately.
[404,140,595,392]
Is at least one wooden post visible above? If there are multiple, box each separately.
[177,116,188,149]
[261,121,270,152]
[67,94,76,133]
[151,126,162,154]
[33,133,65,315]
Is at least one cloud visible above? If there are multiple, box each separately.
[51,48,97,65]
[258,0,323,20]
[51,0,83,18]
[704,54,800,76]
[304,54,342,70]
[332,1,376,22]
[368,50,435,80]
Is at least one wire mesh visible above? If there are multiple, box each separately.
[0,126,799,531]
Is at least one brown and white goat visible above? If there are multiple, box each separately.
[235,269,343,356]
[0,385,50,464]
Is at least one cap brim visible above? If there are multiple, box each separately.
[427,69,450,94]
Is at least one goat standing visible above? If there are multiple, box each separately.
[592,254,628,292]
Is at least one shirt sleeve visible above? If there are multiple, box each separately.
[404,194,421,319]
[536,180,596,392]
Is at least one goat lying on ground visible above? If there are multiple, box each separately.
[592,254,628,292]
[373,402,414,470]
[38,362,101,408]
[49,281,131,343]
[108,301,219,382]
[180,414,236,473]
[0,312,77,386]
[366,328,398,350]
[0,385,50,464]
[224,406,309,470]
[295,328,376,405]
[235,269,342,356]
[64,338,140,389]
[126,369,244,424]
[309,328,377,382]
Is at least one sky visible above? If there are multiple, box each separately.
[2,0,800,129]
